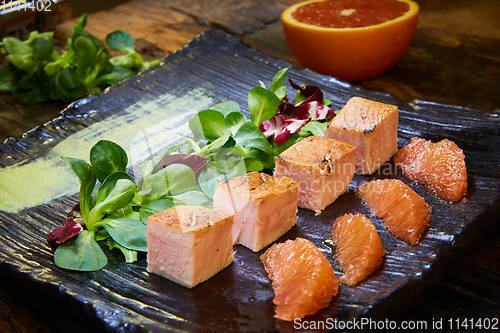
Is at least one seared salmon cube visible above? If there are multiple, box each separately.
[325,97,398,174]
[274,136,356,213]
[213,172,299,252]
[146,205,234,288]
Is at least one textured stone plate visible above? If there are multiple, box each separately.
[0,30,499,332]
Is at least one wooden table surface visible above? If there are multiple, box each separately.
[0,1,499,331]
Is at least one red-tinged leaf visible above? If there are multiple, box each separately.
[277,80,334,120]
[293,101,335,120]
[67,203,80,219]
[289,78,324,103]
[274,128,291,144]
[258,77,333,144]
[47,217,83,246]
[260,114,310,144]
[278,96,294,115]
[161,153,209,177]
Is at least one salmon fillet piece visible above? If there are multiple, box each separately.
[274,135,356,213]
[213,172,299,252]
[358,179,431,245]
[332,213,385,286]
[260,238,338,321]
[325,97,398,174]
[146,205,234,288]
[394,137,467,202]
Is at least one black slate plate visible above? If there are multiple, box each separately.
[0,30,499,332]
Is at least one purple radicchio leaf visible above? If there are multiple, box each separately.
[259,78,334,144]
[279,79,334,120]
[161,153,209,177]
[68,203,80,216]
[278,96,295,115]
[289,78,324,104]
[259,114,310,144]
[47,218,82,246]
[47,204,83,247]
[292,100,335,120]
[47,203,82,247]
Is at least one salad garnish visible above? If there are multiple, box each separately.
[48,67,336,271]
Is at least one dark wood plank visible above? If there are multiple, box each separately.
[400,227,500,321]
[361,28,500,110]
[0,286,55,333]
[417,0,500,40]
[0,95,65,141]
[243,24,500,110]
[54,0,206,55]
[154,0,297,35]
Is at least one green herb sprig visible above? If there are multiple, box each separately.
[0,14,160,104]
[56,140,141,271]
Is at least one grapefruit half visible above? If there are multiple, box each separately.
[281,0,419,81]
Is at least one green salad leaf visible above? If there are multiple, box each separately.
[106,30,135,54]
[135,163,198,204]
[89,140,128,183]
[198,165,225,199]
[189,109,231,141]
[96,171,134,204]
[172,191,212,208]
[54,230,107,271]
[97,218,147,252]
[248,86,281,127]
[2,37,31,55]
[107,239,137,263]
[109,52,143,68]
[269,67,289,93]
[0,65,14,92]
[298,120,329,137]
[0,14,161,104]
[56,140,145,271]
[233,122,273,154]
[61,157,96,223]
[77,13,88,28]
[87,178,137,229]
[225,112,246,135]
[211,100,240,114]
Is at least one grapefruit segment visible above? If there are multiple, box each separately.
[260,238,338,321]
[357,179,431,245]
[332,213,385,286]
[281,0,419,81]
[393,137,468,202]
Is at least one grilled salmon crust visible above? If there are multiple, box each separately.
[260,238,338,321]
[332,213,385,286]
[214,172,299,252]
[325,96,398,174]
[394,137,467,202]
[358,179,431,245]
[274,135,356,212]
